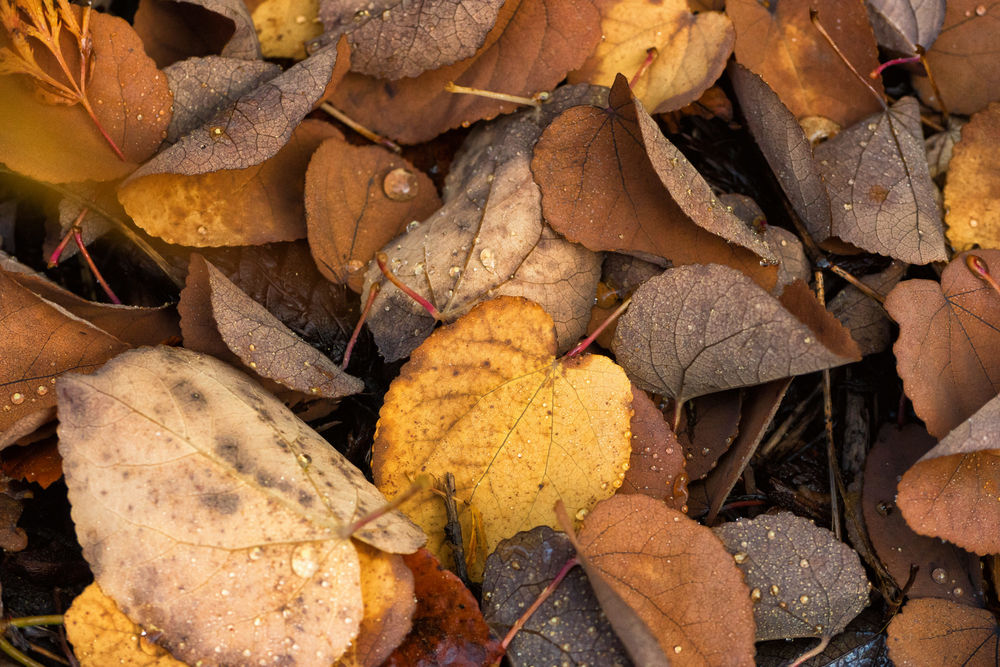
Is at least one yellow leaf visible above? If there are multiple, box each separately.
[252,0,324,60]
[374,297,633,580]
[570,0,734,114]
[65,583,188,667]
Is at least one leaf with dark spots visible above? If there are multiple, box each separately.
[863,423,985,605]
[133,0,261,67]
[325,0,505,79]
[884,250,1000,439]
[612,264,860,403]
[128,44,338,178]
[888,598,1000,666]
[620,387,686,508]
[382,548,502,666]
[714,512,870,641]
[829,261,906,356]
[164,56,281,143]
[329,0,602,144]
[532,75,778,289]
[944,103,1000,252]
[814,97,947,265]
[305,136,441,292]
[482,526,631,667]
[866,0,946,54]
[57,346,425,665]
[676,389,742,481]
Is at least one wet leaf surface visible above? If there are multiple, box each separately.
[944,102,1000,252]
[343,543,416,667]
[887,597,1000,666]
[676,389,742,481]
[620,387,686,507]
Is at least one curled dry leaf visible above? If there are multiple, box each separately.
[829,261,906,356]
[814,97,947,265]
[65,583,186,667]
[330,0,601,144]
[621,387,686,508]
[896,392,1000,555]
[912,0,1000,115]
[119,119,339,247]
[329,0,505,79]
[577,494,756,665]
[945,103,1000,252]
[482,526,630,667]
[532,75,778,290]
[382,548,503,666]
[57,346,425,665]
[373,297,632,580]
[714,512,870,641]
[884,250,1000,439]
[305,136,441,292]
[569,0,734,114]
[863,424,985,606]
[888,598,1000,666]
[865,0,946,53]
[0,8,172,183]
[726,0,884,128]
[181,254,363,399]
[612,264,860,404]
[133,0,261,67]
[362,85,605,361]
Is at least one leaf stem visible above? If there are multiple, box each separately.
[966,254,1000,298]
[629,48,658,88]
[73,224,120,304]
[789,635,830,667]
[319,103,401,153]
[916,46,949,121]
[565,297,631,358]
[497,555,579,655]
[0,636,46,667]
[809,9,887,110]
[444,81,543,108]
[342,474,431,538]
[375,252,442,320]
[342,283,379,370]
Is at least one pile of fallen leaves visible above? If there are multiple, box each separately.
[1,0,1000,664]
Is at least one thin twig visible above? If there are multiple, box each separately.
[441,473,470,587]
[815,270,841,541]
[444,81,541,108]
[319,103,401,153]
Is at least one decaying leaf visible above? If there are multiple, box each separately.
[1,439,63,489]
[888,598,1000,666]
[373,297,632,580]
[714,512,870,641]
[253,0,324,60]
[570,0,734,114]
[305,136,441,292]
[119,120,339,247]
[676,389,742,481]
[612,265,860,403]
[926,116,966,180]
[577,494,756,665]
[863,424,985,606]
[482,526,630,667]
[621,387,686,507]
[65,583,187,667]
[829,261,906,357]
[885,250,1000,439]
[865,0,946,54]
[133,0,261,66]
[330,0,602,144]
[814,97,947,265]
[726,0,884,128]
[57,346,425,665]
[944,103,1000,252]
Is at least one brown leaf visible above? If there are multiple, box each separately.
[0,270,128,436]
[863,424,985,605]
[342,543,416,667]
[714,512,870,641]
[182,254,363,399]
[912,0,1000,115]
[329,0,601,144]
[726,0,883,128]
[612,264,860,403]
[383,548,502,666]
[621,387,686,508]
[0,9,172,183]
[755,607,891,666]
[57,346,425,665]
[866,0,946,54]
[896,392,1000,555]
[829,261,906,356]
[129,44,338,178]
[119,119,338,246]
[884,250,1000,438]
[133,0,260,67]
[814,97,947,265]
[361,86,605,361]
[570,0,734,114]
[325,0,505,79]
[887,598,1000,666]
[577,494,756,664]
[533,75,778,289]
[164,56,281,143]
[482,526,630,667]
[945,103,1000,252]
[1,440,63,490]
[676,390,742,481]
[305,136,441,291]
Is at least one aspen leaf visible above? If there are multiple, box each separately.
[57,346,425,665]
[373,297,633,580]
[888,598,1000,666]
[944,103,1000,252]
[253,0,324,60]
[621,387,686,507]
[829,260,907,356]
[866,0,946,54]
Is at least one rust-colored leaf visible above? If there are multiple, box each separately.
[577,494,756,664]
[726,0,884,128]
[612,265,860,403]
[329,0,601,144]
[342,543,416,667]
[944,103,1000,252]
[305,136,441,292]
[2,440,64,490]
[884,250,1000,438]
[621,387,686,508]
[676,389,742,481]
[133,0,261,67]
[888,598,1000,666]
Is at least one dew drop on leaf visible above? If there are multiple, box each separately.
[383,168,419,201]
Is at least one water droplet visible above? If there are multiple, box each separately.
[734,552,748,563]
[383,168,419,201]
[249,547,263,560]
[291,544,320,578]
[136,113,143,121]
[799,594,809,604]
[799,558,809,568]
[766,529,776,540]
[35,385,47,396]
[297,453,312,467]
[843,203,853,211]
[254,616,263,626]
[750,588,762,601]
[953,586,964,596]
[575,508,588,521]
[10,393,24,405]
[406,220,420,232]
[479,248,496,270]
[769,584,779,596]
[804,336,812,344]
[220,589,230,596]
[248,343,256,352]
[197,225,208,235]
[976,4,987,15]
[673,646,683,654]
[210,125,225,137]
[932,567,948,584]
[448,265,462,278]
[970,219,979,227]
[510,560,521,570]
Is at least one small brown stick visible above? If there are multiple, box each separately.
[441,472,470,586]
[319,103,401,153]
[758,384,823,458]
[815,270,841,541]
[810,9,887,109]
[49,208,120,303]
[444,81,542,108]
[916,46,949,121]
[815,257,886,304]
[341,283,379,370]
